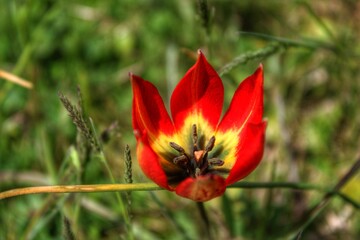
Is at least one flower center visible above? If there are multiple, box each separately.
[169,124,224,178]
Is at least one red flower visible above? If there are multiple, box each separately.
[131,50,266,202]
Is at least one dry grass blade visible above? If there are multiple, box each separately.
[0,69,33,89]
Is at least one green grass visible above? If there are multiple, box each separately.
[1,0,360,239]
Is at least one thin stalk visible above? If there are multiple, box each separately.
[229,182,359,209]
[1,181,358,209]
[299,1,336,41]
[219,43,286,77]
[89,118,133,239]
[238,31,331,50]
[197,202,213,240]
[0,183,161,200]
[24,194,70,240]
[288,156,360,239]
[228,181,321,190]
[0,70,33,89]
[124,145,133,218]
[196,0,213,57]
[150,192,192,240]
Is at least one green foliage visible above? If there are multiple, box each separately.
[1,0,360,239]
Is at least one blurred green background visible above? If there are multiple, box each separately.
[1,0,360,239]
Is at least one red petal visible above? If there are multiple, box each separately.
[131,74,174,140]
[132,74,183,189]
[170,51,224,130]
[225,122,266,185]
[175,175,226,202]
[136,133,171,190]
[218,64,263,132]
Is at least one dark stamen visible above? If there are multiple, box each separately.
[170,124,224,179]
[192,124,198,150]
[208,158,224,166]
[170,142,185,154]
[173,155,188,165]
[205,136,216,152]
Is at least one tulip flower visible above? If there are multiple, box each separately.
[131,50,266,201]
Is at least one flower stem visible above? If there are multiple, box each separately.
[197,202,213,240]
[88,118,134,239]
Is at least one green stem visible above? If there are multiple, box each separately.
[219,43,285,77]
[238,31,332,50]
[150,192,192,240]
[228,182,359,209]
[287,156,360,239]
[197,202,213,240]
[299,1,336,41]
[228,181,322,190]
[89,118,133,239]
[98,152,133,237]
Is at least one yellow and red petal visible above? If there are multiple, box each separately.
[175,174,226,202]
[209,128,240,174]
[136,133,171,190]
[131,54,266,199]
[225,121,266,185]
[170,51,224,131]
[210,65,265,182]
[174,114,216,154]
[131,74,174,140]
[132,74,184,187]
[217,64,264,132]
[135,127,192,189]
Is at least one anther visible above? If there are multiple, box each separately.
[169,125,222,179]
[173,155,188,165]
[205,136,216,152]
[192,124,198,150]
[208,158,224,166]
[170,142,185,153]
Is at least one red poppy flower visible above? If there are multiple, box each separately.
[131,50,266,202]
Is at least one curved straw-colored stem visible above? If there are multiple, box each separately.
[0,70,33,89]
[0,181,358,209]
[0,183,161,200]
